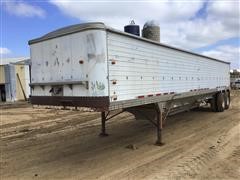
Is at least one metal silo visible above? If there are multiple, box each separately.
[142,20,160,42]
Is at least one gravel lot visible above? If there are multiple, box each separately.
[1,91,239,179]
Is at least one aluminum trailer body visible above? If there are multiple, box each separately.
[29,22,231,144]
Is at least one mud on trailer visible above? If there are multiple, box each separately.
[29,22,231,145]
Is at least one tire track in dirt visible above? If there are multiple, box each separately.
[0,111,135,154]
[102,102,239,180]
[1,91,239,179]
[1,112,135,142]
[0,109,87,129]
[231,146,240,157]
[157,138,226,179]
[150,124,239,180]
[1,115,149,178]
[0,113,99,142]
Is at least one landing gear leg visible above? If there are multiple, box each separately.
[155,103,164,146]
[99,111,109,137]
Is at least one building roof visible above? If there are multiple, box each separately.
[0,57,30,65]
[28,22,230,65]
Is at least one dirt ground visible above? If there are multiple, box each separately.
[1,91,239,180]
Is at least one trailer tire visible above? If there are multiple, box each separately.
[216,92,225,112]
[224,91,230,110]
[210,95,217,112]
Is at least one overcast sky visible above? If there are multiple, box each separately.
[1,0,239,69]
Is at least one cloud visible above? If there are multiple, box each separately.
[50,0,204,24]
[4,1,46,18]
[0,47,11,55]
[202,45,240,69]
[49,0,204,37]
[156,1,240,49]
[49,0,239,69]
[49,0,239,50]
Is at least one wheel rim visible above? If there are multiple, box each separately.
[222,98,225,109]
[226,95,230,106]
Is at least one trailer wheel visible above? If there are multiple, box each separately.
[210,95,217,112]
[224,91,230,109]
[216,92,225,112]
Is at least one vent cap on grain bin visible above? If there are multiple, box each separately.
[124,20,140,36]
[142,20,160,42]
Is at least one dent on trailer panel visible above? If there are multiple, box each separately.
[85,30,108,97]
[30,43,43,83]
[70,30,108,97]
[58,35,72,81]
[42,36,72,82]
[42,40,53,82]
[71,31,88,81]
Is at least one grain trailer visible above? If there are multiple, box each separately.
[29,22,231,145]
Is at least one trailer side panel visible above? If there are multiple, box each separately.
[107,31,230,102]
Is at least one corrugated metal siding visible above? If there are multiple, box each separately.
[0,65,5,84]
[4,65,16,101]
[107,32,229,102]
[1,64,30,101]
[24,65,31,98]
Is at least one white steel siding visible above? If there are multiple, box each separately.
[30,30,108,97]
[107,32,230,102]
